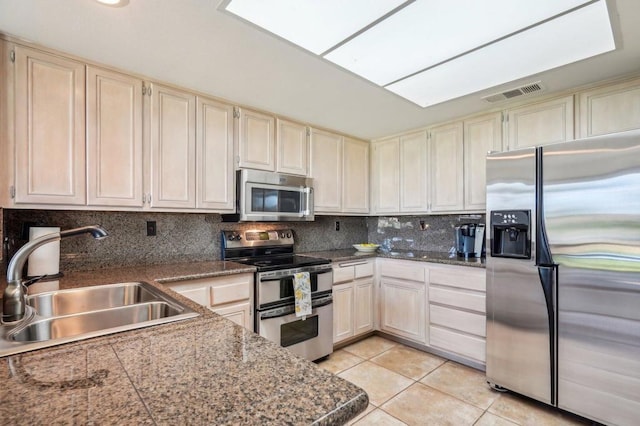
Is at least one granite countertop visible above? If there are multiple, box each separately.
[304,249,485,268]
[0,261,368,425]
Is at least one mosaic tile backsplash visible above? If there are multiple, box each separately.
[3,210,485,272]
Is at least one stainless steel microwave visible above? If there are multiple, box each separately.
[222,169,314,222]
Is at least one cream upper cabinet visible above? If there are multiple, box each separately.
[149,83,196,209]
[463,112,503,212]
[309,128,343,212]
[237,108,275,171]
[276,118,308,176]
[400,131,429,212]
[342,137,369,213]
[13,45,86,205]
[506,95,574,150]
[371,132,428,214]
[371,138,400,214]
[577,77,640,138]
[429,122,464,212]
[87,66,143,207]
[196,96,235,211]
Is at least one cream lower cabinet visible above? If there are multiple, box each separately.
[166,273,253,330]
[427,264,486,364]
[332,259,375,344]
[378,259,427,344]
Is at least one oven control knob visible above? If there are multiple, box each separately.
[286,232,291,238]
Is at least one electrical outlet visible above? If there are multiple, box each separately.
[146,221,157,236]
[335,221,340,231]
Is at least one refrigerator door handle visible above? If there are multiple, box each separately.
[538,264,558,405]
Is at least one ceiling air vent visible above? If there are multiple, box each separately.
[482,81,544,103]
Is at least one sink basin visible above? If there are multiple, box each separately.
[0,281,199,356]
[11,301,183,342]
[27,282,161,316]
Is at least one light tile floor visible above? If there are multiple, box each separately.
[317,336,593,426]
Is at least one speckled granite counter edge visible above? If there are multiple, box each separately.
[303,249,485,268]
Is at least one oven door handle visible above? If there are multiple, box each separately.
[260,268,331,282]
[259,295,333,320]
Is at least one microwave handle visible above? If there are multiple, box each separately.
[302,187,313,216]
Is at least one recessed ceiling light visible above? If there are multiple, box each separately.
[95,0,129,7]
[223,0,406,55]
[223,0,615,108]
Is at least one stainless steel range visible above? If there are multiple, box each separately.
[221,229,333,361]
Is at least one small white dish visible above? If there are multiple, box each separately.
[353,244,380,253]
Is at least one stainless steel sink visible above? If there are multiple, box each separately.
[0,281,199,356]
[11,301,183,342]
[26,282,161,316]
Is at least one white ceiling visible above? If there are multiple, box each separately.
[0,0,639,140]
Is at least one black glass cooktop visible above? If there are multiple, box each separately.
[235,255,329,271]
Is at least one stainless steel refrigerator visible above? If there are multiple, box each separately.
[485,129,640,426]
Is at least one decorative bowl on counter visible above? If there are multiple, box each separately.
[353,244,380,253]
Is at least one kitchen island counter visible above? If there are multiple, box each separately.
[0,261,368,425]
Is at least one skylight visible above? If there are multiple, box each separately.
[222,0,616,108]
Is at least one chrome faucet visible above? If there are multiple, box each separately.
[2,225,108,323]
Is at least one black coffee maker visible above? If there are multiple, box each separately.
[455,223,486,258]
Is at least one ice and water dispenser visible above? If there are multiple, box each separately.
[489,210,531,259]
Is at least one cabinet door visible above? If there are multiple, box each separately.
[276,119,308,176]
[342,137,369,213]
[196,96,234,211]
[506,95,574,150]
[309,128,343,212]
[333,283,355,344]
[211,302,252,330]
[87,66,143,207]
[577,78,640,138]
[354,278,374,336]
[238,108,275,171]
[463,112,502,211]
[371,138,400,214]
[400,131,428,212]
[380,277,426,343]
[14,46,86,205]
[430,122,464,212]
[150,83,196,208]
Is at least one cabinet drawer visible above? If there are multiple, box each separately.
[430,286,485,313]
[168,273,252,307]
[430,305,486,337]
[429,326,486,362]
[173,286,209,306]
[354,261,374,278]
[429,266,485,292]
[379,261,425,282]
[210,281,250,306]
[333,265,355,284]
